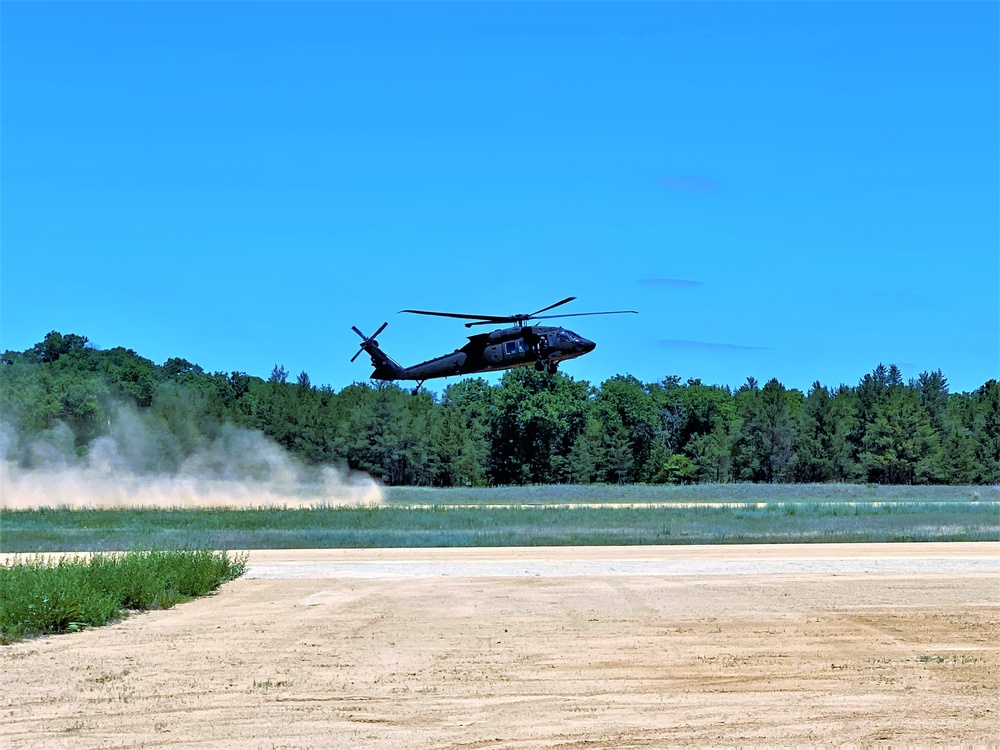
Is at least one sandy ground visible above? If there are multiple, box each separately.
[2,543,998,748]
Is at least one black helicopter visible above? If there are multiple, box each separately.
[351,297,637,391]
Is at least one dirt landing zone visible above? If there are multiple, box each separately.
[3,544,998,748]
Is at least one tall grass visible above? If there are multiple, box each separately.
[0,550,247,643]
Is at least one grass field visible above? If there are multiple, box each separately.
[386,483,994,505]
[2,484,996,552]
[0,550,246,642]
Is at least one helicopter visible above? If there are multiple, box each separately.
[351,297,637,392]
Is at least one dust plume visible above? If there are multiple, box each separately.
[0,405,383,510]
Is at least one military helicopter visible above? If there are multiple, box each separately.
[351,297,637,391]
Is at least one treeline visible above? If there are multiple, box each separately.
[2,331,998,486]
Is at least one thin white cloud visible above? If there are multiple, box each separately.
[637,278,706,289]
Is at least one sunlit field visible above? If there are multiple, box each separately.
[2,484,996,552]
[386,483,993,505]
[0,550,246,642]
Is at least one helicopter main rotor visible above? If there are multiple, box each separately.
[401,297,637,329]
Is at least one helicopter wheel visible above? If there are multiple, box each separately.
[534,360,545,372]
[546,362,558,375]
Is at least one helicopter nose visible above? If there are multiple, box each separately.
[579,338,596,353]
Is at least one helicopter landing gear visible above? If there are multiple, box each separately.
[534,360,545,372]
[411,380,425,395]
[535,360,559,374]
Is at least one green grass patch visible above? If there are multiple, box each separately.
[0,550,247,643]
[386,483,997,505]
[2,495,996,552]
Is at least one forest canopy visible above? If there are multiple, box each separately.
[2,331,997,486]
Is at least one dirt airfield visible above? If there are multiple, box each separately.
[3,543,998,748]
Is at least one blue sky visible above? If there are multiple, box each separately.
[2,2,997,394]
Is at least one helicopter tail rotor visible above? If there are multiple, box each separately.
[351,321,388,362]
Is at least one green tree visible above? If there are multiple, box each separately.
[652,453,698,484]
[97,347,161,408]
[565,416,605,484]
[593,375,659,483]
[733,378,798,483]
[440,378,494,485]
[26,331,91,364]
[972,380,1000,483]
[489,370,591,484]
[859,388,940,484]
[916,369,949,435]
[789,382,836,482]
[162,357,204,377]
[687,418,740,483]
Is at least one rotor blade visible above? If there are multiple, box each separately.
[530,296,577,317]
[464,319,510,328]
[351,326,366,339]
[372,321,389,339]
[401,309,512,323]
[350,347,364,363]
[533,310,638,321]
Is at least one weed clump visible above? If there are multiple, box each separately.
[0,550,246,643]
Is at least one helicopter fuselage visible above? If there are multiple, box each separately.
[365,325,596,383]
[352,297,632,387]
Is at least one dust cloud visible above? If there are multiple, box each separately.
[0,405,382,510]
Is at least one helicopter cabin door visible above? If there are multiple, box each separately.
[502,337,525,363]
